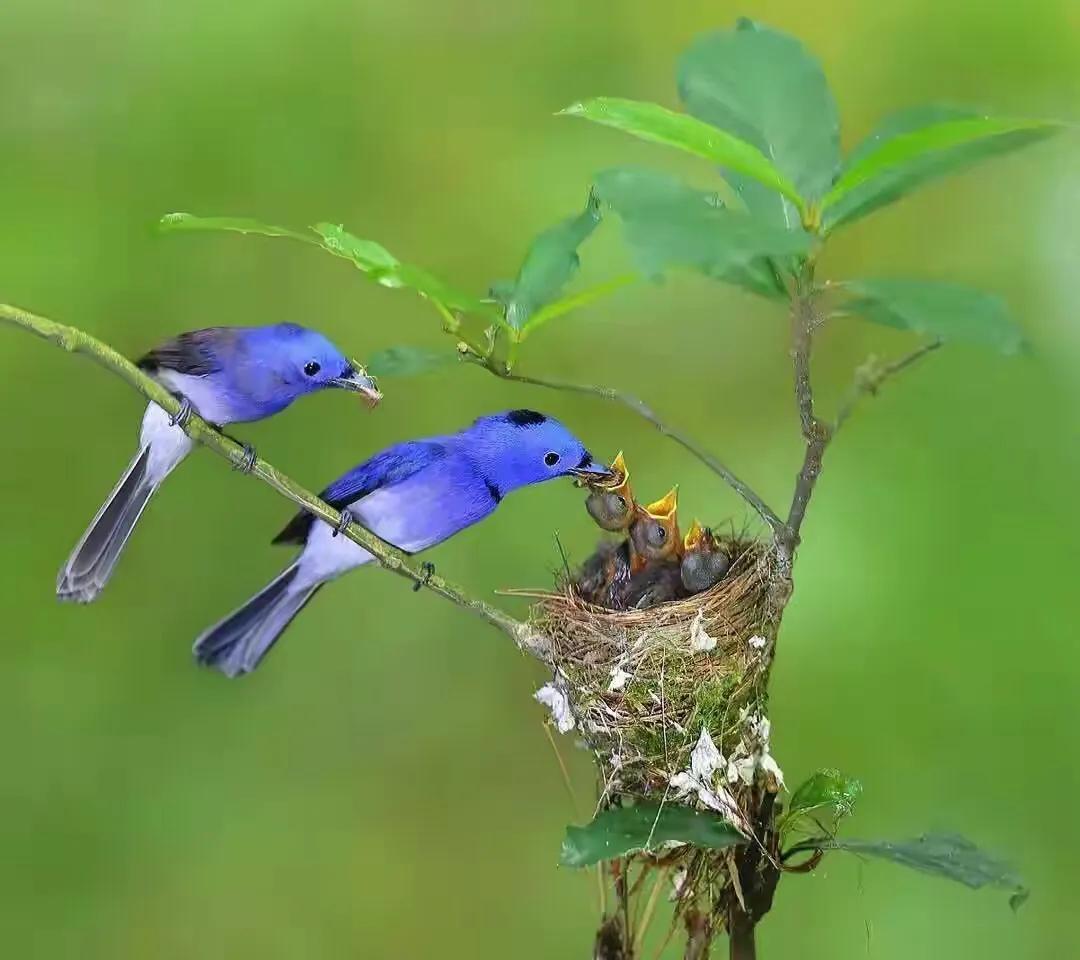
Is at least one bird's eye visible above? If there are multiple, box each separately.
[304,361,321,377]
[656,526,667,541]
[544,452,560,467]
[615,496,627,509]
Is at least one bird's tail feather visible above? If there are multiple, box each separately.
[57,446,160,603]
[193,564,322,677]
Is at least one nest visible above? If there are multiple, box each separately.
[531,535,785,806]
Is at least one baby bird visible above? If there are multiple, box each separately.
[628,487,681,572]
[584,451,635,533]
[680,520,732,595]
[620,487,686,609]
[577,453,637,606]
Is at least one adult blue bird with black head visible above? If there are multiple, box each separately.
[193,409,613,677]
[57,323,381,603]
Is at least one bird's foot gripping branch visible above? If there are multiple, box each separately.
[9,12,1056,959]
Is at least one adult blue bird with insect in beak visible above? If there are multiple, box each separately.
[57,323,381,603]
[193,409,613,677]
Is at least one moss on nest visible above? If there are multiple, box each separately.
[531,536,786,808]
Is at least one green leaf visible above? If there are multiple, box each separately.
[843,279,1026,355]
[594,167,807,297]
[677,19,840,209]
[160,213,500,324]
[491,192,602,335]
[311,223,497,319]
[521,274,637,336]
[823,112,1060,227]
[787,769,863,822]
[158,213,314,244]
[560,803,746,868]
[559,97,804,213]
[827,833,1029,910]
[310,222,401,276]
[364,346,456,378]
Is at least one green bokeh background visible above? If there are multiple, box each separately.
[2,1,1078,957]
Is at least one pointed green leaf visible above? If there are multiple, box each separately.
[677,19,840,208]
[520,274,637,337]
[560,97,804,214]
[787,769,863,822]
[364,346,457,378]
[491,192,602,335]
[310,223,497,319]
[828,834,1029,910]
[158,213,314,244]
[823,113,1060,226]
[843,279,1025,355]
[594,167,806,297]
[560,803,746,868]
[310,222,401,276]
[160,213,500,324]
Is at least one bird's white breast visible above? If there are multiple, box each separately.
[292,472,481,590]
[154,369,236,425]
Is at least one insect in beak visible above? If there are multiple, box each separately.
[334,364,382,407]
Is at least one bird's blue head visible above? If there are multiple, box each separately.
[462,409,613,497]
[242,324,382,406]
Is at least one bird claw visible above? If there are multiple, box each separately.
[169,395,194,429]
[332,511,352,538]
[413,562,436,592]
[233,443,258,474]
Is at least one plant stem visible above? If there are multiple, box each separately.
[727,915,756,960]
[0,303,548,662]
[832,339,942,433]
[432,295,783,538]
[496,369,785,535]
[778,276,828,567]
[779,272,942,568]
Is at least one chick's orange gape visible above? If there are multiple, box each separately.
[575,454,735,612]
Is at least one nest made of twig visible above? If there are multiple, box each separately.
[531,536,784,801]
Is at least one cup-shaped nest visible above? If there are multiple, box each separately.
[531,536,783,803]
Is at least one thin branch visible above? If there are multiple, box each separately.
[0,303,548,662]
[782,276,943,566]
[425,286,785,538]
[494,370,785,535]
[833,339,942,433]
[782,285,830,562]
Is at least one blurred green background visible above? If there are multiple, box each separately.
[2,1,1078,957]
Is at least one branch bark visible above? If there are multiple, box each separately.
[0,303,547,662]
[778,283,829,567]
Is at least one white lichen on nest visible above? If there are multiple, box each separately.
[531,536,785,824]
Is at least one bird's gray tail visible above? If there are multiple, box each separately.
[193,564,322,678]
[57,446,160,603]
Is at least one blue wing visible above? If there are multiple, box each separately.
[272,440,447,545]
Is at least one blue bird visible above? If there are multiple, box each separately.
[193,409,612,677]
[57,324,381,603]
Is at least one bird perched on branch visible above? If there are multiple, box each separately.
[680,520,732,594]
[57,324,381,604]
[620,487,686,609]
[193,409,611,677]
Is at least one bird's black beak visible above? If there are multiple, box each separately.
[333,364,382,407]
[571,453,615,482]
